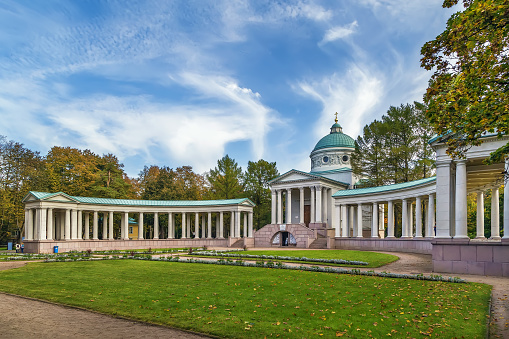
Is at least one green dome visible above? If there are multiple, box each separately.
[312,123,355,151]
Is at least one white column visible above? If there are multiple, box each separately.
[310,186,316,223]
[65,209,71,240]
[59,213,65,240]
[194,212,199,239]
[349,205,355,237]
[235,210,241,237]
[230,211,234,237]
[77,210,82,240]
[491,186,501,239]
[153,212,159,239]
[435,161,454,238]
[168,212,173,239]
[138,212,144,240]
[387,201,395,238]
[371,203,378,238]
[335,205,341,237]
[102,212,108,240]
[120,212,125,239]
[415,197,422,238]
[340,205,347,237]
[327,188,333,226]
[408,201,414,238]
[207,212,212,239]
[427,194,435,237]
[322,187,327,224]
[402,199,409,238]
[356,203,363,237]
[84,212,90,240]
[315,186,322,223]
[39,208,47,240]
[92,211,98,240]
[123,212,129,240]
[186,214,191,238]
[504,158,509,239]
[286,189,292,224]
[476,192,485,239]
[33,208,39,240]
[181,212,187,239]
[248,211,253,237]
[243,212,247,237]
[108,211,114,240]
[454,160,469,238]
[24,209,30,240]
[47,208,54,240]
[201,215,206,239]
[299,187,305,224]
[271,190,276,224]
[276,189,282,224]
[219,211,224,238]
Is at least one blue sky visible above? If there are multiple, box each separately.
[0,0,457,177]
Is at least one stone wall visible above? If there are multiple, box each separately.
[432,239,509,277]
[254,224,316,248]
[333,238,433,254]
[24,239,229,254]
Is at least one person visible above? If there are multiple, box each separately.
[21,243,24,253]
[15,243,20,253]
[433,223,436,236]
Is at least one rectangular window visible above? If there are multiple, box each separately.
[129,227,133,234]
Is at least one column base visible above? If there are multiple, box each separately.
[386,236,395,239]
[453,235,469,239]
[475,236,486,240]
[490,236,501,240]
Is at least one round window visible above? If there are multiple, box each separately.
[342,155,349,162]
[322,156,329,163]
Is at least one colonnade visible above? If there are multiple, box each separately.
[24,208,254,241]
[335,194,436,238]
[270,185,334,225]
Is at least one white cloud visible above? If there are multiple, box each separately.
[295,65,383,141]
[320,21,358,45]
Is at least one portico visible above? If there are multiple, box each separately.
[22,192,255,253]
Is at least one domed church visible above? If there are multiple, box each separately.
[256,114,364,247]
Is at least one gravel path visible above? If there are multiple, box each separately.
[0,251,507,338]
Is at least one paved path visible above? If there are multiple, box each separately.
[1,252,508,338]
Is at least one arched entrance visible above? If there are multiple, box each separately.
[271,231,297,247]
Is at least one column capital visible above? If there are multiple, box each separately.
[299,187,305,192]
[315,185,322,191]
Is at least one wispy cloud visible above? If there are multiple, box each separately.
[320,21,358,45]
[296,65,383,140]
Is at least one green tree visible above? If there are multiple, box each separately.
[207,155,244,199]
[421,0,509,162]
[352,103,435,187]
[351,120,388,187]
[244,159,279,229]
[92,154,134,199]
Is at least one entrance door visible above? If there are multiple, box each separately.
[281,232,289,246]
[304,205,311,226]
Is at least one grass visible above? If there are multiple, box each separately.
[191,249,399,268]
[0,260,491,338]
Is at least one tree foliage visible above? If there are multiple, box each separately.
[244,159,279,229]
[421,0,509,162]
[207,155,245,199]
[351,103,435,187]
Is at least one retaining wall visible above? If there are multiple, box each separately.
[332,238,433,254]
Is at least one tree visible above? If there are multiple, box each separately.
[421,0,509,162]
[244,159,279,229]
[207,155,244,199]
[92,154,134,199]
[351,103,435,187]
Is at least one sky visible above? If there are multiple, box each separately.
[0,0,458,178]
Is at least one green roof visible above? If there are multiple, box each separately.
[309,168,351,175]
[332,177,436,197]
[25,191,255,207]
[313,131,355,152]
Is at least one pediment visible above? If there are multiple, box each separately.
[270,170,317,184]
[22,191,79,203]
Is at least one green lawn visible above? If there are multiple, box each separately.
[0,260,491,338]
[215,249,400,268]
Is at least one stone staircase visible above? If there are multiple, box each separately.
[308,236,327,249]
[230,239,245,248]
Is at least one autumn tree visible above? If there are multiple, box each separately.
[244,159,279,229]
[421,0,509,162]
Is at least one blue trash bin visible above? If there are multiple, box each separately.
[53,246,58,254]
[7,242,13,251]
